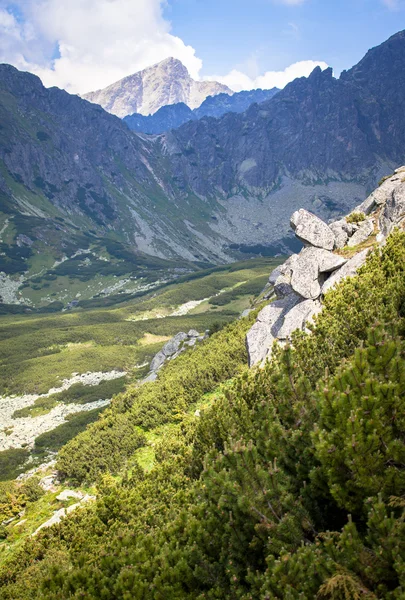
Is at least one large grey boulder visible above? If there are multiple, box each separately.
[356,169,405,215]
[347,219,374,247]
[321,249,369,295]
[277,299,322,340]
[290,209,335,250]
[246,294,300,366]
[379,182,405,237]
[289,247,346,300]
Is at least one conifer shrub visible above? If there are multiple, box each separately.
[1,232,405,598]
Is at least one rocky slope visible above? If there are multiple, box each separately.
[83,58,233,118]
[246,167,405,365]
[124,88,279,134]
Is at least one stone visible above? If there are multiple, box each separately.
[240,308,252,318]
[56,489,84,502]
[187,329,199,338]
[347,219,374,247]
[289,247,347,299]
[162,332,188,357]
[379,182,405,237]
[321,249,369,295]
[277,299,322,340]
[356,172,405,215]
[246,294,300,366]
[268,265,283,285]
[274,273,294,298]
[290,209,335,250]
[149,350,166,373]
[329,219,349,248]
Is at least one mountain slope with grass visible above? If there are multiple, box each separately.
[1,174,405,598]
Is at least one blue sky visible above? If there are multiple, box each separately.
[0,0,404,94]
[165,0,404,76]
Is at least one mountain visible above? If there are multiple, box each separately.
[1,31,405,309]
[124,88,279,134]
[82,57,233,118]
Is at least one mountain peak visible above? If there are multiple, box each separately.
[83,58,232,118]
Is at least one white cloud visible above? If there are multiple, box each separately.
[206,60,329,92]
[0,0,202,94]
[0,0,328,96]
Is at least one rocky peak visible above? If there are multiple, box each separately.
[82,57,233,118]
[246,169,405,367]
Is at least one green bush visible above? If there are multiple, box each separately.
[346,211,366,224]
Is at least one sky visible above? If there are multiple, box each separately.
[0,0,404,95]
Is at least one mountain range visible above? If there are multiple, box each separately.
[123,88,279,134]
[82,57,233,118]
[1,30,405,308]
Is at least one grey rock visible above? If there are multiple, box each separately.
[240,308,252,318]
[329,219,349,248]
[356,172,405,215]
[149,350,166,373]
[162,332,188,357]
[187,329,200,338]
[322,249,369,295]
[274,273,294,298]
[347,219,374,247]
[268,265,283,285]
[246,294,300,366]
[379,182,405,236]
[277,299,322,340]
[290,209,335,250]
[289,247,346,299]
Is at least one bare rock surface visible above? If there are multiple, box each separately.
[347,219,374,247]
[321,249,369,295]
[379,182,405,236]
[290,209,335,250]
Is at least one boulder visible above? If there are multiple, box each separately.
[321,249,369,295]
[277,299,322,340]
[356,171,405,215]
[347,219,374,247]
[329,219,349,248]
[274,273,294,298]
[379,182,405,237]
[149,350,166,373]
[162,332,188,357]
[288,247,347,300]
[246,294,300,366]
[268,265,283,285]
[187,329,199,338]
[290,209,335,250]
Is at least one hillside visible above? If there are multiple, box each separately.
[123,88,279,134]
[0,171,404,598]
[82,57,233,117]
[2,31,405,310]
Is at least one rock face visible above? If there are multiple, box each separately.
[83,58,233,118]
[124,88,279,134]
[245,168,405,366]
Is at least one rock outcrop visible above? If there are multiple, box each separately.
[83,58,232,118]
[246,169,405,367]
[144,329,207,382]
